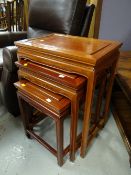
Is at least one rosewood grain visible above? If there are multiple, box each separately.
[14,80,71,166]
[16,59,86,162]
[15,34,122,159]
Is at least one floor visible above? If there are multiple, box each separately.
[0,105,130,175]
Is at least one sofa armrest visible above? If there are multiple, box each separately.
[0,31,27,48]
[3,46,18,72]
[1,46,20,116]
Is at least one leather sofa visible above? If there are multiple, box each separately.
[0,0,95,116]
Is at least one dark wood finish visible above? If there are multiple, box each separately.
[15,59,86,162]
[6,0,24,31]
[16,59,108,161]
[112,51,131,166]
[15,60,86,90]
[15,0,24,31]
[95,74,106,123]
[14,80,70,115]
[14,80,70,166]
[6,0,15,31]
[15,34,122,159]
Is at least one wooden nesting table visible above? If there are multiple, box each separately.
[15,34,122,159]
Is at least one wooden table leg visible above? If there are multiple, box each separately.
[80,70,96,158]
[80,56,119,158]
[95,75,106,123]
[56,118,64,166]
[70,95,79,161]
[17,94,33,138]
[103,59,118,124]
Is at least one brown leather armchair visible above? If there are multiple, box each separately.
[0,0,95,116]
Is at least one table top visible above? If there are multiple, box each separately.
[14,80,70,115]
[15,34,122,66]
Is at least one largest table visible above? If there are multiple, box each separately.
[15,34,122,158]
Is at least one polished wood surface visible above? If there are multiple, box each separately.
[14,80,70,115]
[16,60,86,162]
[15,34,121,66]
[15,34,122,159]
[15,80,71,166]
[15,60,86,90]
[15,57,87,163]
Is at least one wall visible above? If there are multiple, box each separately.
[99,0,131,50]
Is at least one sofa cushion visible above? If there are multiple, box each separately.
[3,46,18,72]
[27,27,53,38]
[28,0,87,36]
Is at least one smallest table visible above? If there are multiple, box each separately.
[14,80,71,166]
